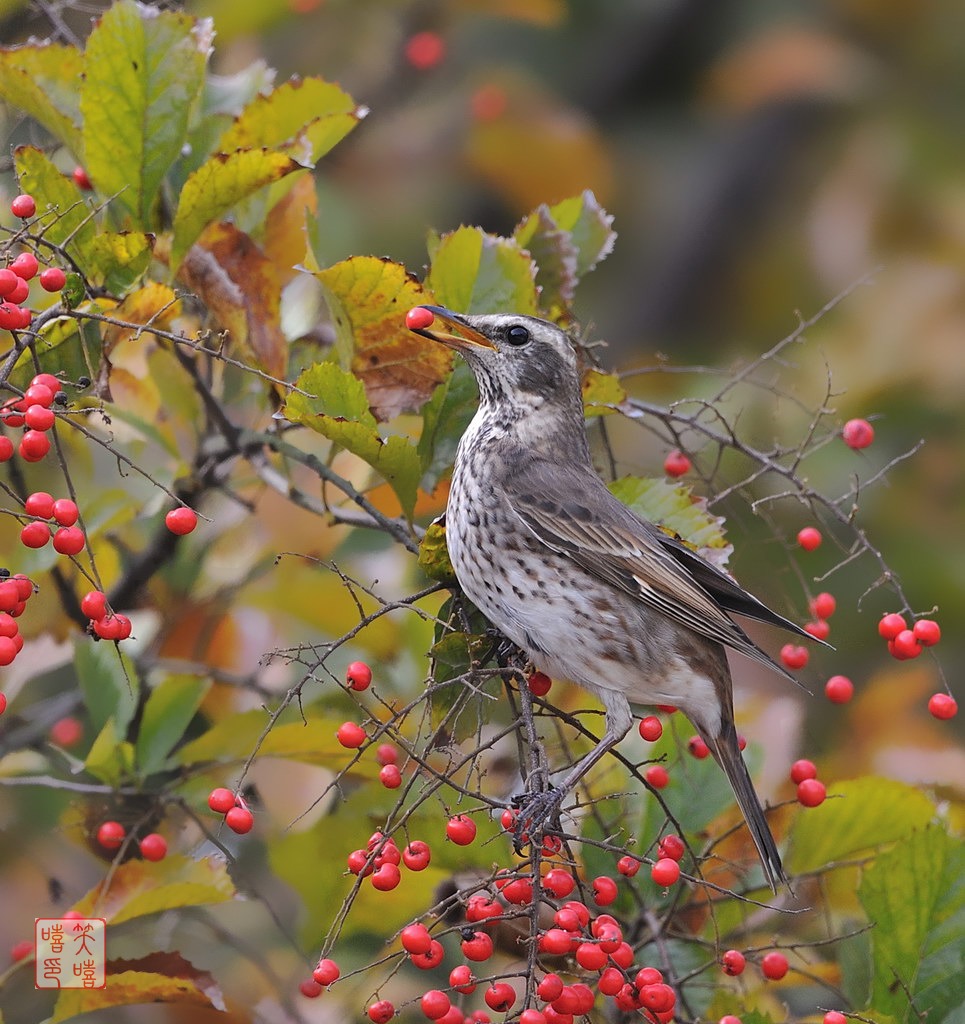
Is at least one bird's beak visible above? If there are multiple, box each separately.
[408,306,496,351]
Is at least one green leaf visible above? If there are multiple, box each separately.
[545,189,617,278]
[426,226,539,315]
[787,776,937,875]
[582,369,627,417]
[72,855,236,925]
[13,146,94,255]
[136,675,212,776]
[74,637,139,738]
[217,75,363,163]
[284,362,422,518]
[859,827,964,1023]
[170,148,300,270]
[0,43,83,154]
[418,361,478,491]
[83,719,135,787]
[83,232,155,294]
[80,0,212,227]
[608,476,731,565]
[418,520,456,583]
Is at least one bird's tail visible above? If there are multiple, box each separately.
[707,724,788,893]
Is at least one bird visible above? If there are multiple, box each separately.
[408,304,823,891]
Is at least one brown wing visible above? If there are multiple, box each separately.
[503,456,808,685]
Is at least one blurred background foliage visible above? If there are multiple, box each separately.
[0,0,962,1019]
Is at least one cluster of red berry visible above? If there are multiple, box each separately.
[0,572,35,671]
[207,787,254,834]
[95,820,167,861]
[790,758,827,807]
[638,705,746,793]
[345,828,431,895]
[877,612,955,718]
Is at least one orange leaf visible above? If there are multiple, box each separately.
[263,173,317,285]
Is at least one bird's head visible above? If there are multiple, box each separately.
[407,306,583,420]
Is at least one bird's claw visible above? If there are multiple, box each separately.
[510,786,565,854]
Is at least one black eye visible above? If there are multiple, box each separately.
[506,325,530,346]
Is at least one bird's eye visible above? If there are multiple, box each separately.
[506,325,530,346]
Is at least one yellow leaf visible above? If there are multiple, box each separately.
[0,43,83,155]
[263,173,317,284]
[102,283,180,353]
[582,369,627,416]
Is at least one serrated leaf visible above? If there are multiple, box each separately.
[72,855,235,925]
[859,827,964,1023]
[84,232,155,294]
[787,776,937,875]
[546,190,617,278]
[608,475,731,565]
[284,361,422,518]
[418,361,478,491]
[13,146,94,254]
[171,148,300,271]
[80,0,212,227]
[217,75,363,163]
[0,43,83,154]
[582,369,626,417]
[74,637,139,738]
[314,256,451,421]
[179,222,286,378]
[136,675,211,776]
[53,953,224,1021]
[418,520,456,583]
[426,225,539,315]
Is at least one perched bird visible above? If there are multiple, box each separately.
[408,305,821,890]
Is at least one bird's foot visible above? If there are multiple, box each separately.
[510,786,566,855]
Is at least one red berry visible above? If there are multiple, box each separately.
[928,693,957,720]
[543,867,576,897]
[0,613,18,637]
[720,1017,742,1024]
[470,84,508,122]
[645,764,669,788]
[80,590,108,619]
[450,964,476,994]
[25,491,55,518]
[520,1011,547,1024]
[0,302,23,331]
[878,612,906,640]
[824,675,854,703]
[31,373,61,393]
[406,306,435,330]
[617,855,640,877]
[761,951,789,980]
[24,384,54,407]
[400,923,432,954]
[208,787,236,813]
[797,527,822,551]
[8,278,29,304]
[0,692,7,715]
[52,499,79,526]
[721,949,746,975]
[797,778,827,807]
[484,982,515,1012]
[527,670,552,695]
[20,521,50,548]
[0,436,13,461]
[49,716,83,747]
[638,715,662,741]
[811,592,837,619]
[10,252,39,280]
[0,270,18,296]
[824,1013,847,1024]
[96,820,125,850]
[53,526,85,555]
[140,833,167,861]
[379,763,402,788]
[345,660,372,690]
[804,619,830,641]
[402,840,431,870]
[537,973,564,1001]
[24,405,55,430]
[538,929,572,955]
[890,629,922,660]
[789,758,817,784]
[165,507,198,535]
[663,450,691,477]
[658,834,685,861]
[73,166,93,190]
[687,735,710,759]
[502,876,533,904]
[575,941,608,971]
[461,930,494,961]
[336,721,367,748]
[0,636,18,666]
[10,574,32,601]
[371,862,401,890]
[446,814,476,845]
[368,1000,395,1023]
[225,806,254,834]
[421,990,451,1020]
[39,267,67,292]
[92,613,131,641]
[466,894,501,922]
[410,939,444,969]
[913,619,941,646]
[592,875,618,906]
[20,430,51,461]
[404,31,445,70]
[780,644,809,670]
[299,979,323,998]
[10,192,35,217]
[651,858,681,886]
[375,742,397,765]
[842,418,874,449]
